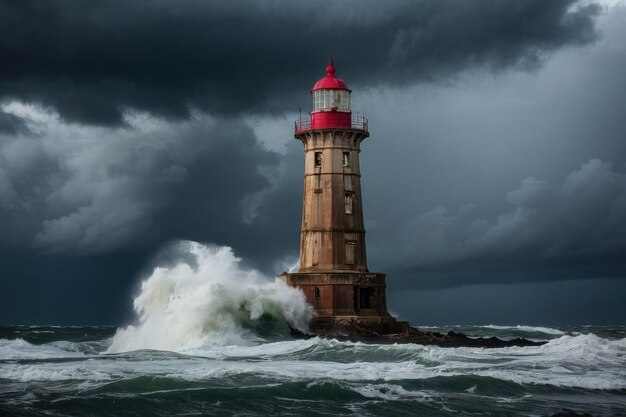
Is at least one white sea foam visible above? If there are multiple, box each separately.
[2,334,625,390]
[1,365,112,383]
[106,242,313,353]
[0,338,88,360]
[481,325,564,335]
[422,334,626,389]
[348,383,433,401]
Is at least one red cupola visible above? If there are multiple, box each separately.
[295,57,367,133]
[312,63,350,91]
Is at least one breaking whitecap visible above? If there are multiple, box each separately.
[107,241,313,353]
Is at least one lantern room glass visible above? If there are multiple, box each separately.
[312,89,351,113]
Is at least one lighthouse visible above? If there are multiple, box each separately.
[276,59,546,348]
[280,58,406,334]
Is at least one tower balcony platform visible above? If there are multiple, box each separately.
[295,115,368,134]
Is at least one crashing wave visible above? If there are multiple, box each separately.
[106,241,313,353]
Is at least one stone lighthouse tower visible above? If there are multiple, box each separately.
[280,58,403,334]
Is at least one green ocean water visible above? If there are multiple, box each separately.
[1,324,625,416]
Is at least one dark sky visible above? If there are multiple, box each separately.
[1,0,625,325]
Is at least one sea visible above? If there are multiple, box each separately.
[0,324,625,416]
[1,243,625,416]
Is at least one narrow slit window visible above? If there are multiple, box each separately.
[314,287,320,301]
[342,152,350,167]
[345,192,354,214]
[314,152,322,167]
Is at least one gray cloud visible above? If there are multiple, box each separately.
[0,0,602,125]
[385,159,626,287]
[0,110,29,135]
[0,108,279,253]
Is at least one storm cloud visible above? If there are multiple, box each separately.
[0,0,601,125]
[0,105,280,255]
[383,159,626,288]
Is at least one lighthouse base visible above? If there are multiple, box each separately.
[279,271,545,347]
[278,271,409,335]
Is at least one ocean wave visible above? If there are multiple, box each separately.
[2,325,625,417]
[1,364,112,382]
[0,338,93,360]
[347,383,433,401]
[480,325,564,335]
[106,242,313,353]
[4,330,625,390]
[177,334,626,389]
[2,336,625,390]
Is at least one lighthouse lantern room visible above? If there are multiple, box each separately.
[296,57,367,133]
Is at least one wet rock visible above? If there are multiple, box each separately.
[291,322,545,348]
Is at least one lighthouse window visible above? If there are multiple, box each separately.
[313,90,331,111]
[336,91,351,111]
[313,90,351,112]
[332,91,341,109]
[342,152,350,167]
[345,192,354,214]
[314,152,322,167]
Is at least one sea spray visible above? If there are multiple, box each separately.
[107,241,313,353]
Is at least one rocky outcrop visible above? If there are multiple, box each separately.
[292,321,545,348]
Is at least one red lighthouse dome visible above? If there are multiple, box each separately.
[312,63,350,91]
[295,57,367,133]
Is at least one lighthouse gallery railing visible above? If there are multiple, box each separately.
[295,115,368,133]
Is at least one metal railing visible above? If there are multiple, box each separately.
[295,115,368,133]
